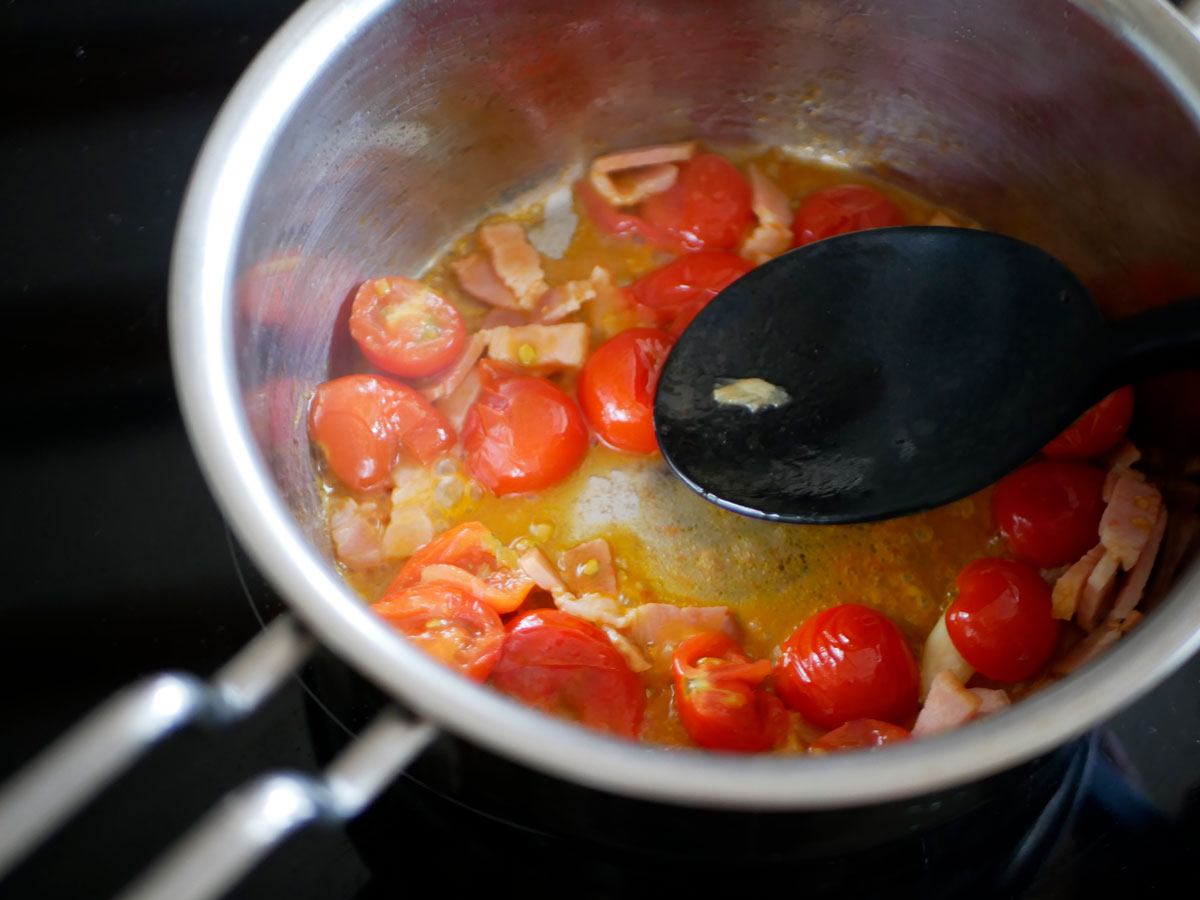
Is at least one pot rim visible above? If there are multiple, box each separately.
[169,0,1200,810]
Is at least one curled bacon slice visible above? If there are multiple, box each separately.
[588,141,697,206]
[738,165,793,264]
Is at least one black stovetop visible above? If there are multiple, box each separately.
[1,2,1197,897]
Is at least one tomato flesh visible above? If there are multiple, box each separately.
[993,460,1106,568]
[640,154,754,251]
[388,521,534,613]
[773,604,919,730]
[946,558,1059,683]
[576,327,674,454]
[627,251,753,334]
[791,184,905,247]
[1042,386,1135,460]
[373,581,505,682]
[809,719,911,754]
[350,277,466,378]
[491,609,646,737]
[463,361,589,495]
[309,374,455,492]
[671,631,786,752]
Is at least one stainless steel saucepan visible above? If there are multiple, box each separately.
[3,1,1200,897]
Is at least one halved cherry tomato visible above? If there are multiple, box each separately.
[349,277,466,378]
[641,154,754,251]
[373,581,505,682]
[576,328,674,454]
[387,521,533,613]
[627,251,754,333]
[490,609,646,737]
[462,361,589,495]
[791,184,905,247]
[671,631,786,752]
[993,460,1106,568]
[773,604,919,730]
[946,558,1059,683]
[1042,386,1135,460]
[309,374,455,492]
[809,719,911,754]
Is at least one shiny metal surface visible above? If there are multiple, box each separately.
[172,0,1200,808]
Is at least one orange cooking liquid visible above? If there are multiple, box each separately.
[326,149,1001,748]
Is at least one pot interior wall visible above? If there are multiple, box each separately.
[231,0,1200,627]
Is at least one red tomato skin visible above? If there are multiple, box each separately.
[946,558,1060,683]
[575,180,675,247]
[809,719,911,753]
[629,251,754,310]
[671,631,785,752]
[309,374,455,492]
[491,610,646,737]
[773,604,920,730]
[994,461,1106,568]
[791,184,905,247]
[373,582,505,682]
[463,365,589,495]
[349,277,466,378]
[1042,386,1135,460]
[576,327,675,454]
[640,154,754,251]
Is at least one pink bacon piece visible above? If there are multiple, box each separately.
[518,546,569,595]
[433,364,482,432]
[627,603,736,668]
[1050,621,1123,677]
[912,670,982,737]
[1107,508,1169,625]
[416,331,488,402]
[1052,544,1105,621]
[1077,550,1121,631]
[559,538,618,596]
[451,253,522,309]
[738,164,793,264]
[329,496,385,570]
[485,322,590,376]
[969,688,1011,718]
[1101,440,1143,503]
[1100,473,1163,570]
[588,141,697,207]
[478,221,548,309]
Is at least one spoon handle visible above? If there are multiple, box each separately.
[1108,295,1200,381]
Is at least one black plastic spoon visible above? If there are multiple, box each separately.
[654,226,1200,524]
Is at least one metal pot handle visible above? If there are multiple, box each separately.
[0,615,437,898]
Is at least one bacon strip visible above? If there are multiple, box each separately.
[1077,550,1121,631]
[1052,544,1105,620]
[602,626,652,673]
[416,331,488,402]
[559,538,618,595]
[969,688,1011,717]
[912,670,982,736]
[627,603,735,667]
[738,165,792,264]
[588,141,697,206]
[556,592,631,629]
[433,364,482,432]
[1108,508,1169,624]
[329,496,385,570]
[478,221,548,308]
[518,546,569,595]
[1101,441,1144,502]
[1050,620,1123,677]
[485,322,589,375]
[1100,474,1163,570]
[534,266,611,323]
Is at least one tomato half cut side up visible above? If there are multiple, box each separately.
[309,373,456,492]
[640,154,754,251]
[791,183,905,247]
[349,277,467,378]
[1042,386,1135,460]
[773,604,920,730]
[388,520,534,613]
[946,558,1059,683]
[577,328,675,454]
[993,460,1106,568]
[490,609,646,738]
[671,631,786,752]
[373,581,506,682]
[463,360,589,495]
[809,719,911,754]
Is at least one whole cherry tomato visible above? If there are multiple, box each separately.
[809,719,911,754]
[1042,386,1135,460]
[627,251,754,334]
[641,154,754,251]
[309,374,455,492]
[946,558,1059,683]
[791,184,905,247]
[671,631,787,752]
[349,277,466,378]
[490,609,646,737]
[576,327,675,454]
[993,460,1106,568]
[388,521,534,613]
[463,360,589,495]
[373,581,505,682]
[773,604,919,730]
[575,180,674,247]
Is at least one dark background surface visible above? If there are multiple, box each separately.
[0,1,1198,897]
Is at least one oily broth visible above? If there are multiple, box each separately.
[324,150,999,746]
